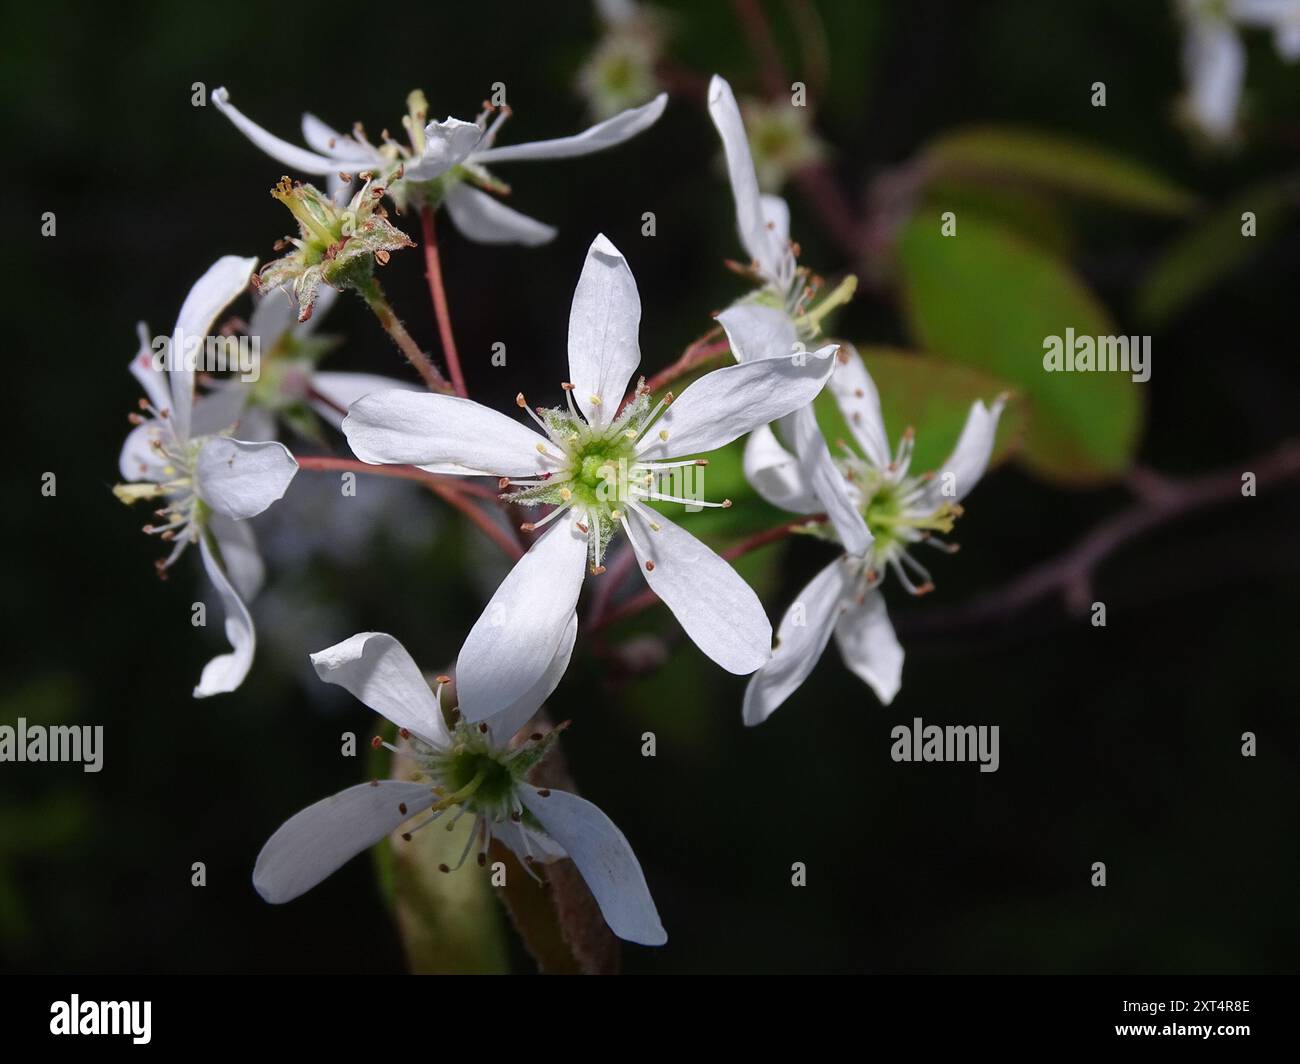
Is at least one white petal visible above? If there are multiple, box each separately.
[567,234,642,426]
[518,785,666,946]
[742,424,820,513]
[471,93,667,164]
[742,557,849,725]
[249,281,339,344]
[827,344,892,469]
[706,75,794,289]
[834,589,903,705]
[169,255,258,441]
[918,397,1005,508]
[455,521,588,721]
[209,511,264,602]
[1183,21,1245,141]
[196,437,298,520]
[300,112,379,165]
[761,194,791,244]
[254,781,437,903]
[212,87,339,175]
[636,344,837,462]
[310,632,449,747]
[717,303,797,364]
[485,613,578,746]
[247,286,298,348]
[129,321,171,415]
[406,117,485,181]
[779,404,871,556]
[118,420,169,483]
[443,183,558,246]
[310,371,420,430]
[343,392,552,476]
[1276,20,1300,59]
[190,381,252,439]
[491,818,566,862]
[626,507,770,675]
[194,532,256,698]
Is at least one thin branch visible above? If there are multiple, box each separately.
[420,206,469,398]
[356,277,453,394]
[636,330,730,403]
[902,440,1300,635]
[295,455,523,560]
[305,384,349,419]
[732,0,789,98]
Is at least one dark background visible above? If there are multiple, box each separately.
[5,0,1298,973]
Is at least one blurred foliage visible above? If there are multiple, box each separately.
[897,214,1143,483]
[920,126,1199,216]
[1136,175,1300,325]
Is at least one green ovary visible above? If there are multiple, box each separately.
[566,436,637,515]
[445,749,516,809]
[860,480,958,560]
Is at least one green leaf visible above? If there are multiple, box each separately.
[922,178,1075,257]
[1136,176,1300,325]
[922,126,1198,216]
[814,348,1025,474]
[897,215,1144,483]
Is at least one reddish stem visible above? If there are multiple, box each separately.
[732,0,789,98]
[295,455,522,560]
[420,206,469,399]
[636,332,731,405]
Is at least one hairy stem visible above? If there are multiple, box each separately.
[357,277,453,394]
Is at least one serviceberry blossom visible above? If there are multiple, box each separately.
[1178,0,1300,143]
[343,234,841,720]
[741,345,1004,724]
[256,175,414,323]
[113,256,299,697]
[707,75,870,558]
[214,85,666,245]
[253,628,667,946]
[203,286,419,444]
[577,0,666,120]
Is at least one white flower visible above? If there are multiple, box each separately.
[203,285,420,443]
[213,85,666,246]
[343,234,840,719]
[577,0,666,121]
[253,629,667,946]
[1179,0,1300,143]
[741,346,1004,724]
[114,256,299,698]
[708,75,798,297]
[1233,0,1300,56]
[706,75,870,560]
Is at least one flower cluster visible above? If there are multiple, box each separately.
[116,73,1005,956]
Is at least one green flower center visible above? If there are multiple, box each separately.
[568,436,637,511]
[444,748,517,808]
